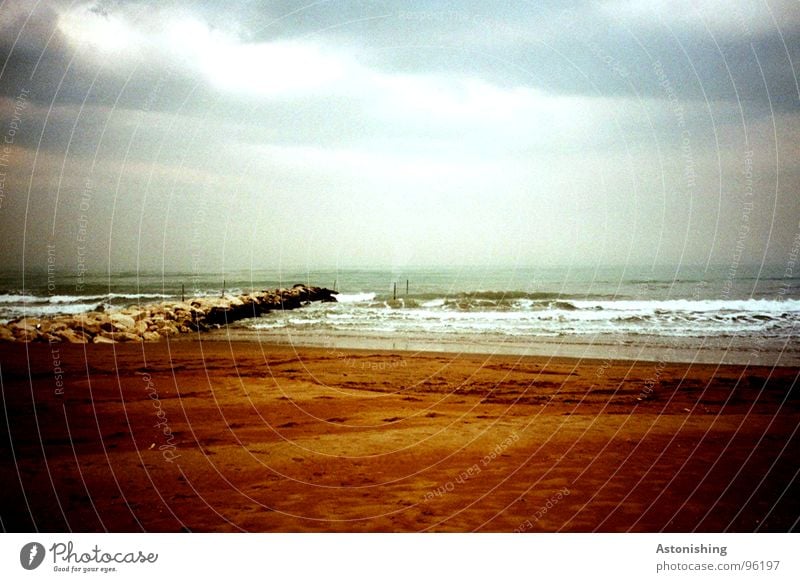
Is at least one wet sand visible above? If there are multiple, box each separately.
[1,340,798,532]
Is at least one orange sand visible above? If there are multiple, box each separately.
[1,340,797,532]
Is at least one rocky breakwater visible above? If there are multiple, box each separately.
[0,284,337,344]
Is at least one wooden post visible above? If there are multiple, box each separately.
[221,279,225,298]
[393,282,397,301]
[406,279,409,296]
[181,283,185,303]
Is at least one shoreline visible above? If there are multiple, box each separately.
[199,328,800,367]
[1,340,798,532]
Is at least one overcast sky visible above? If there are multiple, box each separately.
[0,0,799,273]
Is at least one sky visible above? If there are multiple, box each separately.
[0,0,799,273]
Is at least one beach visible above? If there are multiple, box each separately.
[4,3,800,576]
[1,339,797,532]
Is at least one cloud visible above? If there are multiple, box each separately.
[57,3,144,55]
[166,21,350,97]
[599,0,800,37]
[1,1,799,269]
[56,7,355,98]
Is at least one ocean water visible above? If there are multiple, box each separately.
[2,265,799,364]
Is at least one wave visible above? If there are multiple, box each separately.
[0,291,178,321]
[237,291,800,342]
[569,298,800,313]
[335,292,376,303]
[0,302,108,321]
[453,291,568,301]
[3,286,800,340]
[549,301,579,311]
[368,295,800,316]
[0,294,31,304]
[0,292,174,304]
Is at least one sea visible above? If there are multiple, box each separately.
[1,265,799,366]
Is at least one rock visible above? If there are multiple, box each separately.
[38,320,55,333]
[108,313,136,330]
[122,309,149,322]
[11,320,38,333]
[0,284,338,342]
[56,329,89,344]
[11,321,39,341]
[161,323,180,336]
[75,316,103,336]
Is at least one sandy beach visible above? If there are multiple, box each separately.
[1,339,797,532]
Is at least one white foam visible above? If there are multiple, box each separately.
[334,292,376,303]
[421,298,446,308]
[0,292,173,305]
[570,298,800,313]
[243,295,800,341]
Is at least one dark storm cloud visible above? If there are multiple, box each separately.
[1,0,799,270]
[1,0,792,161]
[0,3,202,111]
[235,0,800,111]
[3,0,799,113]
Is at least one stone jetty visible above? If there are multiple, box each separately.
[0,284,337,344]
